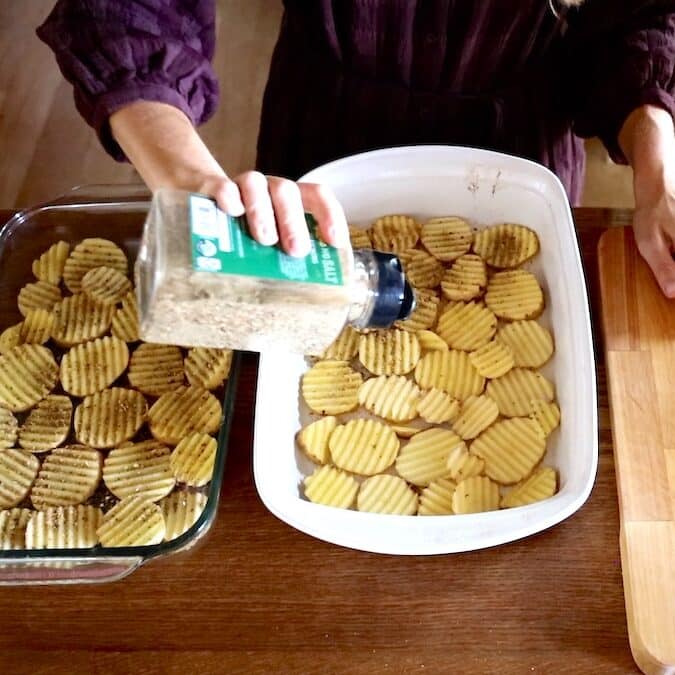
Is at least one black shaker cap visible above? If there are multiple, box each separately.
[367,251,416,328]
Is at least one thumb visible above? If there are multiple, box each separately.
[636,229,675,298]
[202,175,245,216]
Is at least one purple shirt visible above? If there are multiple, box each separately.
[38,0,675,204]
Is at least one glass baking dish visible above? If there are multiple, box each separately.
[0,185,239,584]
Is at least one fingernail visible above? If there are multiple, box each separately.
[259,223,278,245]
[288,236,310,257]
[230,200,245,216]
[328,224,348,247]
[223,186,245,215]
[224,197,245,216]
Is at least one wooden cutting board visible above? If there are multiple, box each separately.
[598,227,675,675]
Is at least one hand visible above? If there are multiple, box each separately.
[632,166,675,298]
[619,105,675,297]
[197,173,348,258]
[110,101,348,257]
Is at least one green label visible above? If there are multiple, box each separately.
[188,193,343,286]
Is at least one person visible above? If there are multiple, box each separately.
[38,0,675,297]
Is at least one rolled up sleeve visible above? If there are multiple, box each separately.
[570,0,675,163]
[37,0,218,160]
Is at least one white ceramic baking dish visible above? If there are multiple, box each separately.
[253,146,598,554]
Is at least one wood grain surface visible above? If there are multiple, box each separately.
[599,227,675,675]
[0,208,639,675]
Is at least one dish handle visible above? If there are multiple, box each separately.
[0,556,142,585]
[37,183,151,207]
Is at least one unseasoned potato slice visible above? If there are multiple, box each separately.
[329,419,399,476]
[301,360,362,415]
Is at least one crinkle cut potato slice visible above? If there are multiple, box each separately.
[0,345,58,412]
[301,360,362,415]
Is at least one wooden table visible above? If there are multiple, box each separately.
[0,208,638,675]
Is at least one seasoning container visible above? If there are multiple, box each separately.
[135,189,415,354]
